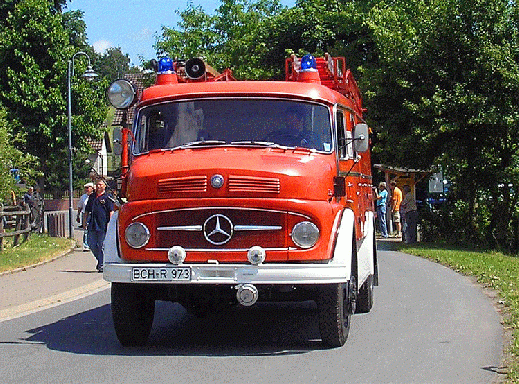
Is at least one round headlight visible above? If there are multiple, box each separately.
[125,222,150,248]
[291,221,319,248]
[107,79,136,109]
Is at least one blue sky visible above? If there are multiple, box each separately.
[67,0,295,66]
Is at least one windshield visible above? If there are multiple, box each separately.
[133,99,333,153]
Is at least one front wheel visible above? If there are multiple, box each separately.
[111,283,155,347]
[317,281,354,347]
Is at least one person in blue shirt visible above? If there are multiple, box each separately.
[85,178,114,272]
[376,181,389,238]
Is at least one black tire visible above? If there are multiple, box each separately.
[356,275,374,313]
[111,283,155,347]
[318,230,358,347]
[317,282,352,347]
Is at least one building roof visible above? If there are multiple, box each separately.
[373,164,430,175]
[86,130,112,153]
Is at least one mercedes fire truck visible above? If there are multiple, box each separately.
[104,53,378,347]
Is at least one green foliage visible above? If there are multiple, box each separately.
[156,0,282,79]
[0,0,108,196]
[156,4,219,62]
[62,10,87,47]
[0,107,19,200]
[153,0,519,252]
[0,106,39,201]
[364,0,519,252]
[0,0,66,23]
[93,47,131,81]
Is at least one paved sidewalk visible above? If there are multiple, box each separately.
[0,247,109,321]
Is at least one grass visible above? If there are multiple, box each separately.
[0,233,73,273]
[394,241,519,383]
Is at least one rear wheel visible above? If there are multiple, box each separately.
[111,283,155,347]
[356,275,374,313]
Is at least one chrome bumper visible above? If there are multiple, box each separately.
[103,262,348,285]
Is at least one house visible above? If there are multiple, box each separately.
[85,129,112,178]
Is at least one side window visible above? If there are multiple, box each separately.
[345,130,353,159]
[345,111,354,159]
[134,114,147,153]
[337,109,354,160]
[336,110,346,159]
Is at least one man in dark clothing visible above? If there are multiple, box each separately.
[23,187,35,208]
[85,179,114,272]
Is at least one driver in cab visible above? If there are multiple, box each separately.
[266,106,319,149]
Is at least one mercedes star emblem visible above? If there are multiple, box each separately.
[211,174,224,189]
[203,214,233,245]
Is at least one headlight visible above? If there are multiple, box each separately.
[125,222,150,248]
[107,79,135,109]
[291,221,319,248]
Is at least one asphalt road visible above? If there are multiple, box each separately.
[0,244,504,383]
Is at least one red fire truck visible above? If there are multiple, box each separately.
[104,53,378,347]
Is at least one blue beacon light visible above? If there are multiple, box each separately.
[300,54,317,72]
[158,57,175,73]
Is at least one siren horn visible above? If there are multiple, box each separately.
[185,57,206,79]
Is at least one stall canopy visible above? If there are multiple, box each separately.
[373,164,430,199]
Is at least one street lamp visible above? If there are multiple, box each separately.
[67,51,97,239]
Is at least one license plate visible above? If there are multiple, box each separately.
[132,267,191,281]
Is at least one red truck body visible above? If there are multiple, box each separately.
[104,54,378,347]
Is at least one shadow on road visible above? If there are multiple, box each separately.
[22,300,324,356]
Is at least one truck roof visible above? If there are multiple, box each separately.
[140,80,354,111]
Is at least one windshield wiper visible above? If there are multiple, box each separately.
[230,141,278,147]
[184,140,227,147]
[172,140,227,149]
[231,141,316,153]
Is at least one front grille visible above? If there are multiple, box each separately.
[158,176,207,194]
[154,208,286,250]
[228,175,280,194]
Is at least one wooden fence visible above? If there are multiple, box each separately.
[0,203,32,251]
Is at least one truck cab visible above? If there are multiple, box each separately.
[104,54,378,347]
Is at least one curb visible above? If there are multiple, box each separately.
[0,279,110,322]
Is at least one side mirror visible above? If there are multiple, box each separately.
[353,123,369,153]
[113,127,123,156]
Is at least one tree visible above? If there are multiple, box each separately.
[0,0,108,197]
[94,47,131,81]
[62,9,88,47]
[0,0,66,23]
[0,105,39,201]
[364,0,519,250]
[155,4,222,68]
[153,0,519,251]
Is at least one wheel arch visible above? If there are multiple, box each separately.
[357,210,376,288]
[104,211,122,263]
[331,208,356,282]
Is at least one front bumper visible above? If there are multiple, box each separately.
[103,262,349,285]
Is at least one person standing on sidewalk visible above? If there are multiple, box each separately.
[76,182,94,251]
[85,178,114,272]
[401,185,418,243]
[389,180,403,237]
[376,182,389,238]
